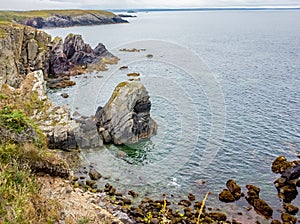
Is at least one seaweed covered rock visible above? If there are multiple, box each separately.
[245,184,273,218]
[95,81,157,145]
[219,189,236,203]
[219,179,242,202]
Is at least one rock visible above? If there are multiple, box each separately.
[208,212,227,221]
[226,179,242,200]
[178,199,191,207]
[245,185,273,218]
[119,66,128,70]
[127,72,140,77]
[0,24,51,88]
[128,190,138,198]
[219,189,235,203]
[89,169,102,180]
[61,93,69,98]
[281,164,300,181]
[281,213,297,224]
[75,116,103,149]
[188,193,195,201]
[18,11,128,29]
[95,81,157,145]
[283,203,299,215]
[146,54,153,58]
[113,211,134,224]
[272,156,294,174]
[278,184,298,203]
[270,220,281,224]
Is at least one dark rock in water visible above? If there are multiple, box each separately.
[245,184,273,218]
[281,212,297,224]
[128,190,138,198]
[208,212,227,221]
[283,203,299,215]
[226,179,242,200]
[232,219,242,224]
[95,81,157,145]
[178,199,191,207]
[188,193,195,201]
[219,189,236,203]
[119,66,128,70]
[272,156,294,174]
[281,164,300,181]
[278,184,298,203]
[89,169,102,180]
[49,34,115,88]
[270,220,281,224]
[61,93,69,98]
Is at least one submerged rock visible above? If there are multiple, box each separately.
[219,189,236,203]
[245,184,273,218]
[95,81,157,145]
[226,179,242,200]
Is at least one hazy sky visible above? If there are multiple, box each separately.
[1,0,300,10]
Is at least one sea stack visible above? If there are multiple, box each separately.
[95,81,157,145]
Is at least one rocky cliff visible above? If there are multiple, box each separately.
[0,22,116,89]
[0,10,128,29]
[0,23,51,87]
[95,81,157,145]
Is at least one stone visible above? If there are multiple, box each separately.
[272,156,294,174]
[281,164,300,181]
[281,213,297,224]
[219,189,235,203]
[226,179,242,200]
[245,184,273,218]
[283,203,299,215]
[278,184,298,203]
[178,199,191,207]
[270,220,281,224]
[208,212,227,221]
[95,81,157,145]
[61,93,69,98]
[75,116,103,149]
[89,169,102,180]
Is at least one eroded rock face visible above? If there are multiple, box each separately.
[0,25,51,88]
[95,81,157,145]
[19,13,127,29]
[48,34,115,88]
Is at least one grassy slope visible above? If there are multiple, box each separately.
[0,9,116,22]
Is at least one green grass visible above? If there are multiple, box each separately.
[0,9,116,22]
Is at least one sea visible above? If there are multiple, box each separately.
[44,10,300,222]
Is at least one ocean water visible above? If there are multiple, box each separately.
[45,10,300,222]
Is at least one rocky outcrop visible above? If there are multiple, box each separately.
[18,13,127,29]
[245,184,273,218]
[0,24,51,88]
[95,81,157,145]
[272,156,300,203]
[0,23,116,89]
[48,34,116,88]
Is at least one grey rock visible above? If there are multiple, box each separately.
[95,81,157,145]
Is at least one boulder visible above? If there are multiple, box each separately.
[245,184,273,218]
[95,81,157,145]
[226,179,242,200]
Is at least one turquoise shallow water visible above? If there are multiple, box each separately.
[45,10,300,222]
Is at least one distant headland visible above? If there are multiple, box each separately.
[0,10,128,29]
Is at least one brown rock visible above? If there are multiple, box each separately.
[88,169,102,180]
[226,179,242,200]
[283,203,299,215]
[219,189,235,203]
[281,213,297,224]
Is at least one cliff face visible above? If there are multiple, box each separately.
[19,13,127,29]
[0,22,116,89]
[0,24,51,87]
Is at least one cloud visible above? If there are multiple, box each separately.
[0,0,299,10]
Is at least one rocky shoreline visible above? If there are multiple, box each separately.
[0,18,299,223]
[0,10,128,29]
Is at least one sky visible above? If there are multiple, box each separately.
[0,0,299,10]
